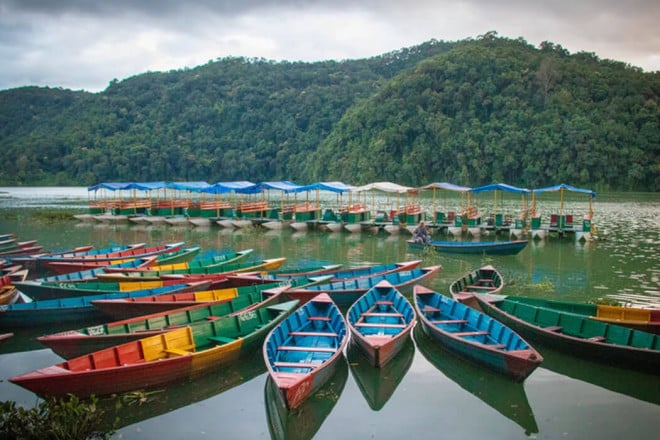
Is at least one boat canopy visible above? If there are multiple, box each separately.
[87,182,132,192]
[207,181,261,194]
[470,183,530,195]
[533,183,596,198]
[420,182,471,192]
[351,181,415,194]
[165,182,212,192]
[259,181,305,193]
[298,181,354,193]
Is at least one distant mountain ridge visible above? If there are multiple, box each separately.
[1,34,658,191]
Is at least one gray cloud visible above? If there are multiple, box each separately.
[1,0,658,92]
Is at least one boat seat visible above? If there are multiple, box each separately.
[466,285,497,290]
[307,316,331,321]
[476,279,495,285]
[164,348,190,356]
[453,331,489,337]
[489,344,507,349]
[289,331,338,337]
[207,335,236,345]
[273,361,315,369]
[545,326,563,332]
[277,346,336,353]
[361,312,404,318]
[431,319,467,324]
[355,322,406,328]
[375,301,393,306]
[587,336,606,342]
[422,306,440,313]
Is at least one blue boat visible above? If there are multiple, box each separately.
[408,239,528,255]
[285,265,441,307]
[263,292,348,410]
[346,280,416,367]
[413,285,542,381]
[0,282,208,328]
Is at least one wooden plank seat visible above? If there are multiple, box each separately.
[361,312,404,318]
[277,346,336,353]
[422,306,441,313]
[239,201,270,213]
[355,322,407,328]
[307,316,331,321]
[454,331,489,337]
[466,285,497,290]
[164,348,191,356]
[274,362,315,369]
[376,301,394,306]
[197,200,233,210]
[431,319,467,324]
[289,331,338,337]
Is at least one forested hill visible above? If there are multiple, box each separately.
[1,34,658,191]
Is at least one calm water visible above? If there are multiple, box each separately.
[1,188,659,439]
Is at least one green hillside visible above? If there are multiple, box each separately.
[0,34,658,190]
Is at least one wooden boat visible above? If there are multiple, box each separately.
[414,285,543,381]
[23,247,202,285]
[8,245,93,271]
[284,265,441,307]
[35,243,146,261]
[0,244,43,258]
[346,336,414,411]
[346,280,416,367]
[90,257,287,282]
[263,293,349,410]
[449,265,505,303]
[0,282,210,328]
[10,299,299,398]
[102,248,254,274]
[0,286,20,305]
[407,239,529,255]
[265,356,348,440]
[14,278,204,301]
[232,260,420,287]
[38,286,284,359]
[89,280,309,320]
[0,332,13,345]
[413,325,539,435]
[498,296,660,335]
[42,242,186,274]
[464,293,660,373]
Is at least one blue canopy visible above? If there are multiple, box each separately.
[420,182,471,192]
[87,182,132,192]
[124,181,168,191]
[166,181,212,192]
[208,181,261,194]
[298,181,354,193]
[533,183,596,198]
[470,183,530,195]
[259,181,305,194]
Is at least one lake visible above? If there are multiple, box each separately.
[1,188,659,439]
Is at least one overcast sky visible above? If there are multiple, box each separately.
[1,0,658,92]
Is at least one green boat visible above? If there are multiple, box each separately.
[465,294,660,373]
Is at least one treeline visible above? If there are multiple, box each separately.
[0,34,658,191]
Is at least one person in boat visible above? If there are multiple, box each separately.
[414,221,431,244]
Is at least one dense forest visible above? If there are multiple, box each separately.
[0,33,658,191]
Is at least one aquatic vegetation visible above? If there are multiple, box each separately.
[0,394,116,440]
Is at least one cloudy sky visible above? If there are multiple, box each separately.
[1,0,658,92]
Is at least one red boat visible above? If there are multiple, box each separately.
[43,242,185,274]
[10,299,298,399]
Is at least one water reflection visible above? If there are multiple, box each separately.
[538,344,660,406]
[346,338,414,411]
[264,356,348,440]
[413,326,539,436]
[97,348,267,431]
